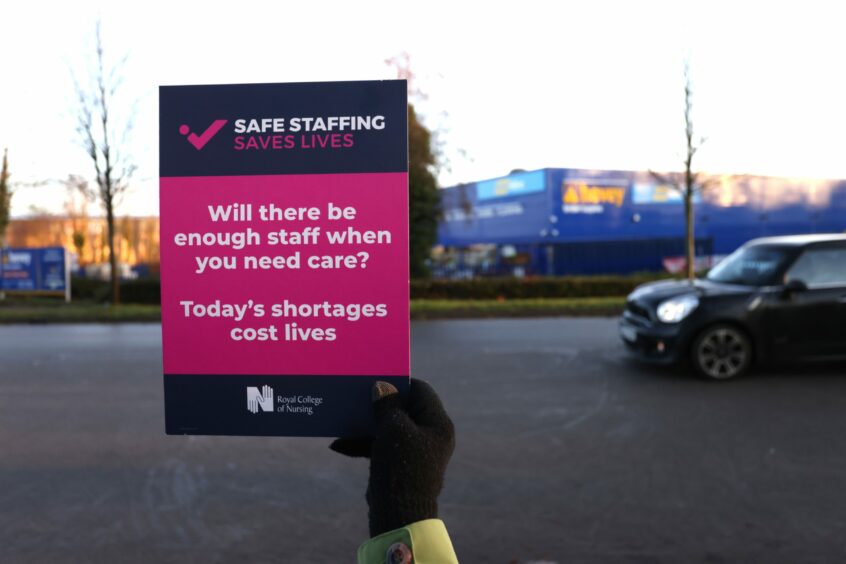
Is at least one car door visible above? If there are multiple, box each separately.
[766,245,846,359]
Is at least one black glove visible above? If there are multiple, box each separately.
[330,378,456,537]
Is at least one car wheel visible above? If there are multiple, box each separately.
[691,324,753,380]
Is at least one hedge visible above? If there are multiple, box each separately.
[71,278,161,305]
[120,279,161,304]
[71,273,675,304]
[71,277,111,302]
[409,274,674,300]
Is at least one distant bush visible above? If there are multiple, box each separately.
[71,277,110,302]
[410,274,674,300]
[119,279,161,305]
[71,277,160,304]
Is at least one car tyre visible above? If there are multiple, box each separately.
[691,324,753,380]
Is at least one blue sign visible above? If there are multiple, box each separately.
[632,182,701,205]
[0,247,68,293]
[476,170,546,201]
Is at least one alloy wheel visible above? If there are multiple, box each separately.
[695,326,750,380]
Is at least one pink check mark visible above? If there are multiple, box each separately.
[179,120,228,150]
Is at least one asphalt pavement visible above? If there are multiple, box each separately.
[1,319,846,563]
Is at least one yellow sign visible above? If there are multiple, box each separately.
[651,185,674,203]
[562,182,627,208]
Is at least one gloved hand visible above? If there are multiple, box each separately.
[330,379,456,537]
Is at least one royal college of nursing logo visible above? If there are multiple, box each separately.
[246,385,274,414]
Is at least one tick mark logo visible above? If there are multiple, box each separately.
[179,120,228,150]
[247,385,274,414]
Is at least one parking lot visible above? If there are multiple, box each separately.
[2,319,846,563]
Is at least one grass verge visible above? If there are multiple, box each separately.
[410,297,626,320]
[0,297,626,323]
[0,302,162,324]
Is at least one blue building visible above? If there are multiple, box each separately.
[435,168,846,277]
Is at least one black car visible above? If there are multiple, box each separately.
[620,234,846,379]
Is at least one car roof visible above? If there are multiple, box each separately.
[746,233,846,247]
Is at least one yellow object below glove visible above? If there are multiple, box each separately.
[357,519,458,564]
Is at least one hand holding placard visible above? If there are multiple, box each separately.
[330,379,456,537]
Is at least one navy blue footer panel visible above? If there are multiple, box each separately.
[164,374,409,437]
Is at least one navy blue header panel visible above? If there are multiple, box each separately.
[160,80,408,177]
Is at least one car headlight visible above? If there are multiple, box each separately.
[656,295,699,323]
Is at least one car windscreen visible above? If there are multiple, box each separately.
[706,245,794,286]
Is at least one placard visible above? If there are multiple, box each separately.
[159,80,409,436]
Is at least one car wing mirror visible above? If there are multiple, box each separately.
[783,278,808,296]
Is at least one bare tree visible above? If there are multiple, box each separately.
[385,52,428,102]
[385,52,465,179]
[651,61,712,281]
[63,175,91,263]
[74,22,135,304]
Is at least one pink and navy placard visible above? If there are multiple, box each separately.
[159,80,409,437]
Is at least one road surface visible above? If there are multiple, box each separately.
[1,319,845,563]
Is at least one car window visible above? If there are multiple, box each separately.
[706,245,793,286]
[786,247,846,286]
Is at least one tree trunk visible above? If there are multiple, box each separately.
[685,193,695,281]
[106,199,120,305]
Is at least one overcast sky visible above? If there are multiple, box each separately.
[3,1,845,217]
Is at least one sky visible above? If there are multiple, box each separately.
[3,0,845,217]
